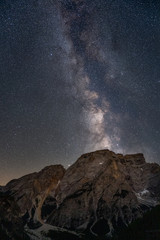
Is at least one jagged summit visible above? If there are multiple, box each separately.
[79,149,146,165]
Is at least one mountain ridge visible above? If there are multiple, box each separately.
[0,149,160,239]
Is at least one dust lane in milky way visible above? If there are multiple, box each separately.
[0,0,160,184]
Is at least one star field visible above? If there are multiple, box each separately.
[0,0,160,185]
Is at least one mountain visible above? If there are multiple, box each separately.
[48,150,160,236]
[0,149,160,239]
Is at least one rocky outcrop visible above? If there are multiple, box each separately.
[47,150,160,236]
[1,165,65,229]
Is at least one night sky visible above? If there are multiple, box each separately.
[0,0,160,185]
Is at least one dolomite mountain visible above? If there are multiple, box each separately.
[0,149,160,239]
[48,150,160,234]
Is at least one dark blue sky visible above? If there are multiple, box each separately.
[0,0,160,184]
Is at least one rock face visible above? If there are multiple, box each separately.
[0,149,160,239]
[0,165,65,230]
[48,150,160,236]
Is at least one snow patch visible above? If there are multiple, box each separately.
[135,189,157,207]
[140,189,149,195]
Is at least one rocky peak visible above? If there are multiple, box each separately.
[48,150,160,236]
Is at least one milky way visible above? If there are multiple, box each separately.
[0,0,160,184]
